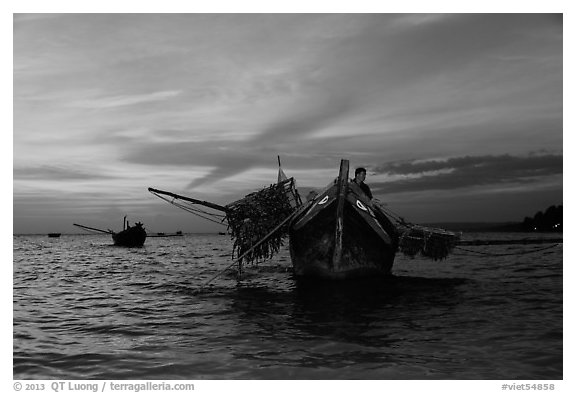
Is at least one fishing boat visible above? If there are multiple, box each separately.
[48,233,61,238]
[149,159,398,279]
[288,159,399,279]
[112,217,147,247]
[148,231,184,238]
[73,216,147,247]
[148,157,458,282]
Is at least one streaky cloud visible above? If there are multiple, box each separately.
[14,165,115,181]
[372,154,562,175]
[186,94,358,189]
[370,153,562,194]
[70,90,181,109]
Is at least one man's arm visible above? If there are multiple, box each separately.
[363,183,373,200]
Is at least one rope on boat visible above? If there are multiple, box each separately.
[151,192,228,226]
[373,201,408,226]
[452,243,561,257]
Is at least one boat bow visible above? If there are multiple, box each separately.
[289,159,398,279]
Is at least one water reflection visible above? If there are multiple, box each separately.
[227,275,469,376]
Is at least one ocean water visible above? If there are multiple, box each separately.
[13,232,562,380]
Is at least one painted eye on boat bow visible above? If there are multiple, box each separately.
[356,200,368,211]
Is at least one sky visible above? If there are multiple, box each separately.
[12,13,563,234]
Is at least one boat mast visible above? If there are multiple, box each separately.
[332,159,349,267]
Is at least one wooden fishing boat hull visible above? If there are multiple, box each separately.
[289,160,398,280]
[289,206,397,279]
[112,226,147,247]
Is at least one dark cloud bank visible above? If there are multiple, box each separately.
[370,153,562,194]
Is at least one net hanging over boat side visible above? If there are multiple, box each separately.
[372,202,460,261]
[226,177,302,264]
[397,225,460,261]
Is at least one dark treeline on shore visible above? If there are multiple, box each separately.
[521,205,562,232]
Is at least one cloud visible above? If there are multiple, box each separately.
[185,93,359,189]
[369,153,562,194]
[179,14,561,190]
[12,14,564,231]
[388,14,455,29]
[69,90,181,109]
[14,165,116,181]
[123,136,347,179]
[13,14,63,23]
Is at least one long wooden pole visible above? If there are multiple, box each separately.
[73,223,114,234]
[148,187,230,213]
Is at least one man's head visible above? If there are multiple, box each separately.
[354,167,367,183]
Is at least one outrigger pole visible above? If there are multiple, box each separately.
[73,223,114,234]
[148,187,230,213]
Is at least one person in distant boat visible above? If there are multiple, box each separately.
[352,167,373,200]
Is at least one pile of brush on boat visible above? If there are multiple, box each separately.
[73,216,147,247]
[148,158,460,280]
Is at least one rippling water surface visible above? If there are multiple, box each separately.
[13,232,562,379]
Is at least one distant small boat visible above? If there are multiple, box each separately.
[48,233,61,238]
[147,230,184,238]
[113,219,147,247]
[73,216,147,247]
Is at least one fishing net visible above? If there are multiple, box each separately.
[398,225,461,260]
[226,178,302,264]
[372,202,460,261]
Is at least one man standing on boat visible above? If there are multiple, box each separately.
[352,167,373,200]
